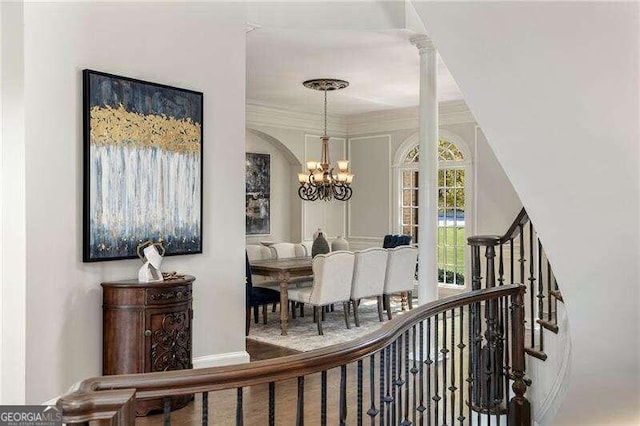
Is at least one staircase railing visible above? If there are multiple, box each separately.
[58,284,531,425]
[468,207,562,364]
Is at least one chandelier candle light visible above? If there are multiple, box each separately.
[297,79,354,202]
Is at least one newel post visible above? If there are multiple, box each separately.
[509,285,532,426]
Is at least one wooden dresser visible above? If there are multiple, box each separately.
[101,275,195,415]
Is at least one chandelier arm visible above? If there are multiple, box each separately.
[298,184,319,201]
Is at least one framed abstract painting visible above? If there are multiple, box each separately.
[83,70,203,262]
[245,152,270,235]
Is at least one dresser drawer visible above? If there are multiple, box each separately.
[146,285,192,305]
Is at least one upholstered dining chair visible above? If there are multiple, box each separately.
[245,253,281,336]
[350,248,388,326]
[287,251,355,335]
[269,242,307,259]
[246,244,279,291]
[383,245,419,319]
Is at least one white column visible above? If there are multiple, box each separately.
[411,35,439,305]
[1,0,27,404]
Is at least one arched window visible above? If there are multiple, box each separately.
[396,135,471,287]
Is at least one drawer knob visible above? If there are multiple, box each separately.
[177,291,183,299]
[144,329,152,337]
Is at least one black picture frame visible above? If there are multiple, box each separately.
[83,69,204,262]
[245,152,271,235]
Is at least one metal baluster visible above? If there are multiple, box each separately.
[202,392,208,426]
[385,346,392,426]
[433,314,440,426]
[269,383,275,426]
[498,244,505,286]
[397,336,405,426]
[418,321,425,426]
[458,307,465,425]
[297,377,304,426]
[392,339,398,425]
[537,238,545,352]
[322,371,328,426]
[403,331,410,426]
[340,365,348,426]
[442,311,448,425]
[163,396,171,426]
[358,359,364,426]
[411,325,419,426]
[467,302,473,426]
[504,296,511,421]
[236,388,243,426]
[519,225,525,285]
[368,354,379,425]
[528,222,536,348]
[426,317,432,426]
[450,309,456,426]
[510,239,514,285]
[547,258,552,322]
[380,347,386,426]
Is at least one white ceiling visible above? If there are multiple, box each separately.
[246,29,464,116]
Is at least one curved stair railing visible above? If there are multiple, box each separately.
[58,284,532,425]
[468,207,564,364]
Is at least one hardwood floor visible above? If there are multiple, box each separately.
[246,339,300,362]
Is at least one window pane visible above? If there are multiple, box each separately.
[413,208,419,225]
[403,189,412,206]
[445,169,455,187]
[403,226,412,236]
[403,171,412,187]
[403,208,412,225]
[438,169,445,186]
[413,189,419,206]
[438,189,445,208]
[413,171,419,187]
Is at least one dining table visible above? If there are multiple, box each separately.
[249,256,313,336]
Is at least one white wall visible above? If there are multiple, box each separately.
[22,2,246,403]
[413,2,640,424]
[348,135,392,247]
[474,127,522,234]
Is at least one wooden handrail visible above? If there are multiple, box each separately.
[58,284,525,420]
[499,207,529,244]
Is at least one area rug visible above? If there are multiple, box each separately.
[247,297,416,352]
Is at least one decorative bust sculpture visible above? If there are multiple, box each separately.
[137,241,165,283]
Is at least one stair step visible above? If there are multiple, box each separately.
[524,346,548,361]
[537,319,559,334]
[549,290,564,303]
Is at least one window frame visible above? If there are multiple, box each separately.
[393,130,474,292]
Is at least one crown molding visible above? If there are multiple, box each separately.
[246,101,348,136]
[346,100,476,135]
[246,100,475,137]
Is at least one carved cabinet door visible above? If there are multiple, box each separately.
[145,306,193,372]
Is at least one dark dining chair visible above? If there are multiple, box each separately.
[246,253,281,336]
[382,234,412,248]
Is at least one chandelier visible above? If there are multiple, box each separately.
[297,79,354,202]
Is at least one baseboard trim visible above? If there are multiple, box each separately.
[193,351,250,369]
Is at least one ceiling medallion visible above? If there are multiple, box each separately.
[297,79,354,202]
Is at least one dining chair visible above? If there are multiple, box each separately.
[269,242,307,259]
[350,248,388,326]
[287,251,355,335]
[246,244,279,291]
[245,253,281,336]
[383,245,419,319]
